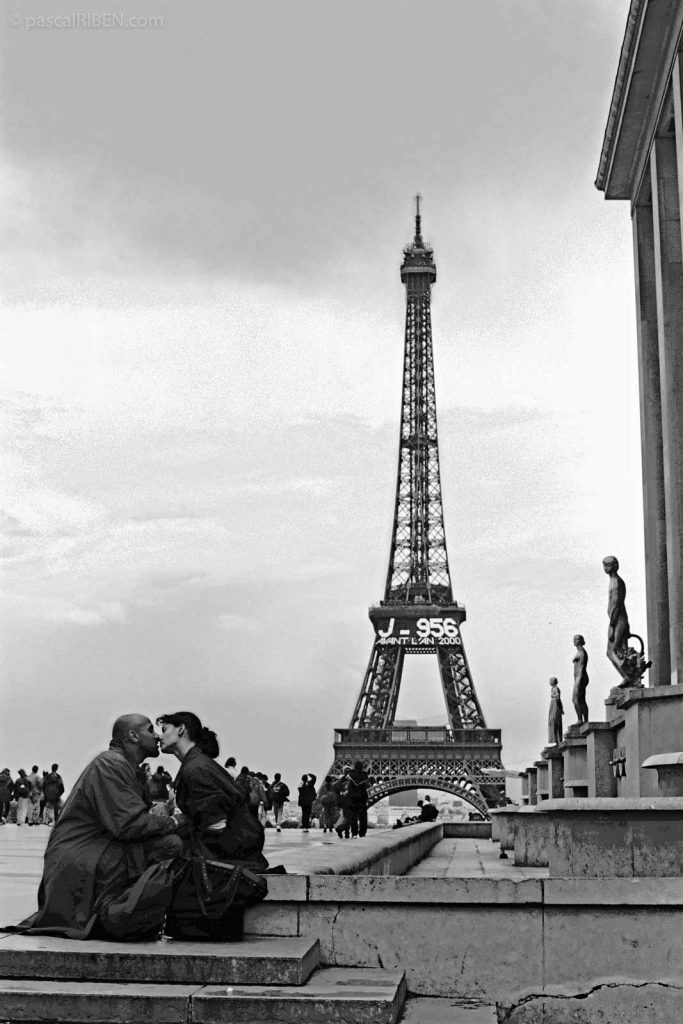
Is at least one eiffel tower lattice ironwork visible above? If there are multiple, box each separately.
[330,200,505,818]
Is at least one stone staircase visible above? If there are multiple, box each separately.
[0,933,404,1023]
[0,932,497,1023]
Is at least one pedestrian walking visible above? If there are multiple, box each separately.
[269,773,290,832]
[42,764,65,826]
[334,769,352,839]
[13,770,32,826]
[0,769,13,824]
[297,774,317,832]
[346,760,370,838]
[27,766,43,825]
[317,776,339,833]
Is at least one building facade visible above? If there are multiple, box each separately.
[597,0,683,688]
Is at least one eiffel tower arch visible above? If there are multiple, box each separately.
[329,200,505,817]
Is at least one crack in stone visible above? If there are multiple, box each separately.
[328,904,342,964]
[498,980,683,1021]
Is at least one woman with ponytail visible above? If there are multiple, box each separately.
[157,712,268,874]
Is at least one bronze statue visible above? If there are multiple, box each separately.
[602,556,651,686]
[548,677,564,745]
[572,635,589,724]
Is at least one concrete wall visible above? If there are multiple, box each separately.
[246,875,683,1020]
[442,822,492,839]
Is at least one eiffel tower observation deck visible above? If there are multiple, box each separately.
[331,200,505,817]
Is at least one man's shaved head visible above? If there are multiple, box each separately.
[111,714,151,743]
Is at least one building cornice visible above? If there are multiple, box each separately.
[596,0,683,201]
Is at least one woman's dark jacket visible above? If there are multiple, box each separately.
[174,747,268,872]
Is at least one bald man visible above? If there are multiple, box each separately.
[14,714,181,939]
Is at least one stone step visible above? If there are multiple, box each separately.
[0,933,320,986]
[0,967,406,1023]
[399,997,498,1023]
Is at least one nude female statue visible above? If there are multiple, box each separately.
[572,635,589,724]
[548,677,564,745]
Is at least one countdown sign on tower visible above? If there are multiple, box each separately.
[369,604,466,653]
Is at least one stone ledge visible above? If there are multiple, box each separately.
[0,934,321,985]
[0,979,201,1023]
[308,876,544,904]
[193,966,406,1024]
[533,796,683,813]
[250,874,683,911]
[544,877,683,905]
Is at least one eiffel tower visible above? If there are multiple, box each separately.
[330,200,505,817]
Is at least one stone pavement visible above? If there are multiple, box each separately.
[405,838,546,879]
[0,824,545,927]
[0,824,388,924]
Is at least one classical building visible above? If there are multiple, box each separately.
[596,0,683,688]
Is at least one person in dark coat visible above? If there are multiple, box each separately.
[0,770,13,824]
[346,761,370,838]
[334,768,353,839]
[297,774,317,832]
[43,764,65,825]
[8,715,181,938]
[316,776,338,833]
[157,711,268,873]
[419,796,439,822]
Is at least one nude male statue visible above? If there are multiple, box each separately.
[572,635,589,724]
[603,555,631,682]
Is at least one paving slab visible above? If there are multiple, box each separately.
[193,966,407,1024]
[0,978,200,1023]
[404,839,545,879]
[0,933,320,985]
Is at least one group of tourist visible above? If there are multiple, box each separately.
[0,765,64,826]
[211,762,374,838]
[290,763,371,837]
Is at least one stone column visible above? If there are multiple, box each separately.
[650,108,683,687]
[632,201,670,685]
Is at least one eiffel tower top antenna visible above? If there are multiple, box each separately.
[414,193,422,244]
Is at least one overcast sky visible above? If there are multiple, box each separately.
[1,1,642,792]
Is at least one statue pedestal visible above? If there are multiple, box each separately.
[540,745,564,798]
[606,684,683,797]
[521,764,538,805]
[560,733,588,797]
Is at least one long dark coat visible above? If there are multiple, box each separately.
[14,745,177,938]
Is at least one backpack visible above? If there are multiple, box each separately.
[43,774,62,802]
[98,859,179,941]
[248,777,265,808]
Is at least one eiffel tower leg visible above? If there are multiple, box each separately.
[437,644,486,730]
[350,641,405,730]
